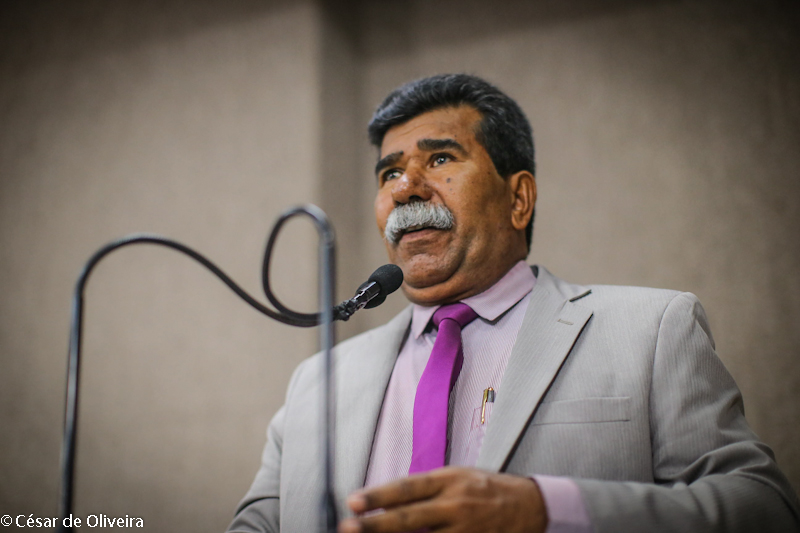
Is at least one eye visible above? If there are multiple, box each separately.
[431,153,452,167]
[380,169,402,184]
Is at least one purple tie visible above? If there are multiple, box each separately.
[409,302,479,474]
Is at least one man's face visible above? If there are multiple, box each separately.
[374,105,530,305]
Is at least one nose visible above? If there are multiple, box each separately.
[391,163,432,206]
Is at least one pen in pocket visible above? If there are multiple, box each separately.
[481,387,495,425]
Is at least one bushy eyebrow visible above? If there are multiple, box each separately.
[375,138,467,177]
[375,151,403,177]
[417,138,467,155]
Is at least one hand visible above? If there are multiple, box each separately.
[338,466,548,533]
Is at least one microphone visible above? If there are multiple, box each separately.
[334,264,403,321]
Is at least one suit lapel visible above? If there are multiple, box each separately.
[334,307,412,515]
[476,267,592,472]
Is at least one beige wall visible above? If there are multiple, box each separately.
[0,1,323,529]
[1,0,798,530]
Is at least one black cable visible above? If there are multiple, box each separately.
[262,209,322,326]
[58,204,339,532]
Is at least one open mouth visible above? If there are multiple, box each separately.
[403,225,430,234]
[398,225,444,241]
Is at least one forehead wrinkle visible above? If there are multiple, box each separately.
[375,150,403,176]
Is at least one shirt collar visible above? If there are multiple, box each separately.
[410,260,536,339]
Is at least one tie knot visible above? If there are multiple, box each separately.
[432,302,478,329]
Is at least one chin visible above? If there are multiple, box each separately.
[398,256,454,288]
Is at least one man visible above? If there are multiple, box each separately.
[228,74,799,532]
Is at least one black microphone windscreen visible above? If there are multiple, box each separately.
[367,264,404,296]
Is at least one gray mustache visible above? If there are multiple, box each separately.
[384,202,454,244]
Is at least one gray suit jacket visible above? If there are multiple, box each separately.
[228,266,800,532]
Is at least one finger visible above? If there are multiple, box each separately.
[348,473,445,514]
[341,498,449,533]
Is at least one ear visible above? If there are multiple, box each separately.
[507,170,536,231]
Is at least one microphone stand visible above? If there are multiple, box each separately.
[57,204,338,532]
[278,205,339,532]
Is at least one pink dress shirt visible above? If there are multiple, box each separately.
[364,261,592,532]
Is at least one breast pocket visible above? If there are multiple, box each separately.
[532,396,631,425]
[506,396,646,480]
[462,402,494,465]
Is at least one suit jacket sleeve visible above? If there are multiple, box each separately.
[573,292,800,532]
[226,356,310,533]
